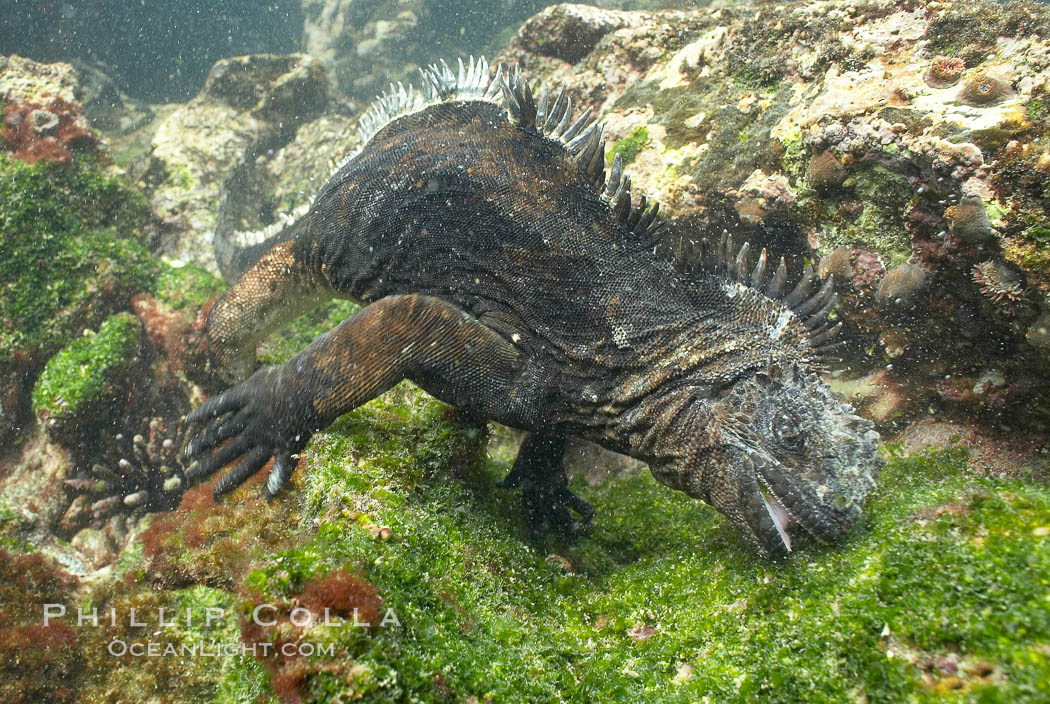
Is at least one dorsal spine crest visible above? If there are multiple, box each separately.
[710,232,844,356]
[340,56,665,243]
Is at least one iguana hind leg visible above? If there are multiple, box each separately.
[183,293,525,499]
[498,434,594,538]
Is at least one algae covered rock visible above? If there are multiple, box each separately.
[31,312,144,437]
[0,152,154,446]
[1,54,99,164]
[138,53,329,271]
[517,3,632,64]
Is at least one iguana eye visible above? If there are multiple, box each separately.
[773,413,804,450]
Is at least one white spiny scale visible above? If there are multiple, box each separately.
[316,57,665,249]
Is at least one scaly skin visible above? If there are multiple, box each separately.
[183,60,881,559]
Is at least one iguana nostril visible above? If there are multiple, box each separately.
[832,493,853,511]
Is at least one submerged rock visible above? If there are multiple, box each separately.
[31,313,144,438]
[138,53,329,272]
[517,4,632,64]
[0,55,98,163]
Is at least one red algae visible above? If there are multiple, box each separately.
[1,96,96,164]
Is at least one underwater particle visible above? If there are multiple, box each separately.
[876,263,926,309]
[971,259,1027,312]
[806,151,847,191]
[958,70,1013,106]
[1027,313,1050,352]
[944,195,994,243]
[925,56,965,89]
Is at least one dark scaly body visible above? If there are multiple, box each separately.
[185,59,881,559]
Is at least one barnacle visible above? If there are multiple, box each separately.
[944,195,994,243]
[876,263,926,309]
[971,259,1027,312]
[925,56,965,89]
[958,70,1012,106]
[806,151,847,191]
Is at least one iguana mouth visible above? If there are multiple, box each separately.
[760,486,795,553]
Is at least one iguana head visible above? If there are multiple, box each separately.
[655,363,881,559]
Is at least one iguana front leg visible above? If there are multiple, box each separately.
[182,294,524,499]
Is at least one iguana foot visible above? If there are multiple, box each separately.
[497,434,593,539]
[180,364,322,500]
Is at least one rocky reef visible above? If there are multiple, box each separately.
[1,0,1050,701]
[496,0,1050,440]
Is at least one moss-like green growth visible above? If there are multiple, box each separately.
[30,312,142,430]
[0,499,32,553]
[779,130,808,184]
[0,153,154,369]
[258,299,361,365]
[606,126,650,167]
[20,376,1050,702]
[189,385,1048,703]
[154,259,226,311]
[808,164,914,268]
[685,85,793,190]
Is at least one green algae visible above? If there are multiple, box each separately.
[178,386,1049,703]
[14,377,1047,702]
[154,259,226,311]
[30,312,142,429]
[779,130,808,185]
[607,126,650,167]
[0,153,154,368]
[0,499,32,553]
[258,298,361,366]
[803,164,914,268]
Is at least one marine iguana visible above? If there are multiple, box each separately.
[182,57,881,559]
